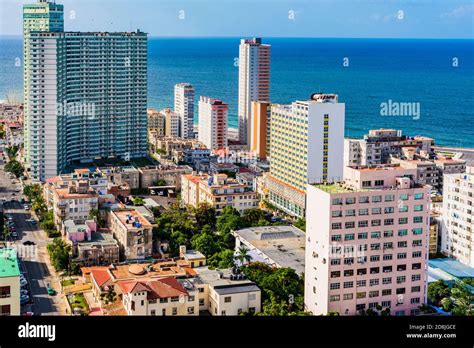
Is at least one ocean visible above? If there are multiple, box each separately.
[1,37,473,147]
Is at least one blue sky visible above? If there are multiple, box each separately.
[1,0,473,38]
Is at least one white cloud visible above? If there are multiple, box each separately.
[440,5,474,19]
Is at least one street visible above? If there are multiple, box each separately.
[1,145,68,315]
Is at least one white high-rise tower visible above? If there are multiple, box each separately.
[174,83,195,139]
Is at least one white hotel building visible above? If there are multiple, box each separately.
[267,93,345,217]
[174,83,195,139]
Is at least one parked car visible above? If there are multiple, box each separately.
[21,289,29,296]
[24,205,30,210]
[21,312,34,316]
[20,294,29,305]
[20,277,28,287]
[23,241,36,246]
[47,287,56,296]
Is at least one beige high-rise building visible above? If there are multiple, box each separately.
[250,101,270,160]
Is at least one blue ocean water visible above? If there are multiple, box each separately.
[1,37,473,147]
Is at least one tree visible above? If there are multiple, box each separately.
[294,218,306,232]
[154,179,167,186]
[47,238,71,271]
[5,160,24,178]
[194,203,216,229]
[427,280,450,306]
[241,208,266,226]
[131,196,145,206]
[191,228,220,257]
[235,245,252,266]
[89,209,106,228]
[441,297,454,312]
[208,249,235,269]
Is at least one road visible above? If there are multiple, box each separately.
[0,145,67,315]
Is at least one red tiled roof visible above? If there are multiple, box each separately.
[91,269,111,287]
[45,176,62,184]
[117,277,188,299]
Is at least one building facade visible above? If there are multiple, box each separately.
[250,101,270,160]
[174,83,195,139]
[268,93,345,217]
[24,27,147,181]
[110,209,153,260]
[0,249,21,316]
[198,96,228,151]
[304,165,430,316]
[441,173,474,267]
[238,38,270,145]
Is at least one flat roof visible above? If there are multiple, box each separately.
[232,226,305,275]
[0,248,20,278]
[428,258,474,279]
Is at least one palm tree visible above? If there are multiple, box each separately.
[235,245,252,266]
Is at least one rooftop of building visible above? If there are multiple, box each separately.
[232,225,305,275]
[428,258,474,279]
[195,267,260,291]
[182,249,206,261]
[0,248,20,278]
[54,187,98,199]
[82,260,196,282]
[77,232,119,249]
[117,277,189,299]
[63,219,95,234]
[112,209,152,230]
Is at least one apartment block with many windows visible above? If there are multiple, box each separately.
[305,164,430,316]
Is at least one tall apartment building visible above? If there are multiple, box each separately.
[23,0,64,167]
[267,93,345,217]
[174,83,195,139]
[441,173,474,267]
[160,108,180,137]
[24,30,147,181]
[0,249,21,316]
[304,164,430,316]
[23,1,147,181]
[238,38,270,145]
[198,97,228,151]
[250,101,270,160]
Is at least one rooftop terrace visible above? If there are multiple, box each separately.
[0,248,20,278]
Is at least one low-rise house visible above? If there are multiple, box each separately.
[232,225,306,275]
[110,209,153,260]
[179,246,206,268]
[119,277,199,316]
[98,166,140,190]
[75,232,120,267]
[62,219,96,242]
[181,173,259,215]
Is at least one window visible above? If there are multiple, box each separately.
[362,181,371,188]
[330,283,340,290]
[358,220,368,228]
[369,291,379,298]
[370,255,380,262]
[384,218,394,225]
[332,198,343,205]
[412,240,422,247]
[171,296,179,302]
[382,277,392,284]
[398,229,408,236]
[412,263,421,270]
[412,251,422,258]
[160,298,168,303]
[359,196,369,203]
[343,281,353,289]
[0,304,11,316]
[344,233,355,241]
[372,207,382,214]
[357,280,366,287]
[346,209,356,217]
[370,279,379,286]
[344,270,354,277]
[372,195,382,203]
[199,299,204,306]
[412,274,421,281]
[371,231,381,239]
[399,205,408,212]
[399,194,408,201]
[384,207,394,214]
[381,301,391,307]
[372,219,381,226]
[331,271,341,278]
[357,268,367,276]
[412,228,423,235]
[397,276,406,284]
[188,295,195,302]
[399,217,408,224]
[357,292,366,299]
[385,195,395,202]
[0,286,11,298]
[383,266,392,273]
[224,296,232,303]
[346,197,356,204]
[374,180,384,186]
[396,288,406,295]
[332,223,342,230]
[397,265,407,272]
[172,307,178,315]
[411,298,420,304]
[383,254,393,261]
[371,243,380,251]
[331,234,342,241]
[332,211,343,217]
[370,267,380,274]
[150,310,156,316]
[382,289,392,296]
[345,221,355,229]
[397,253,407,259]
[343,293,353,300]
[398,241,407,248]
[413,216,423,223]
[330,295,340,302]
[414,193,424,200]
[384,230,393,238]
[358,232,368,239]
[411,286,421,293]
[359,208,369,215]
[187,307,195,314]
